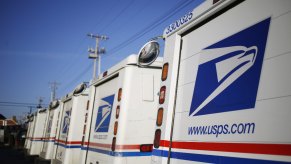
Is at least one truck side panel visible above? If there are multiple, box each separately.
[153,0,291,163]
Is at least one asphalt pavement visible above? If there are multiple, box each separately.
[0,145,34,164]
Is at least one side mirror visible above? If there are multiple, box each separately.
[137,41,160,66]
[73,83,87,95]
[50,100,60,109]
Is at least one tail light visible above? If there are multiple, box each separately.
[154,129,161,148]
[116,105,120,119]
[156,108,163,126]
[140,144,153,152]
[161,63,169,81]
[114,121,118,135]
[159,86,166,104]
[111,137,116,151]
[118,88,122,102]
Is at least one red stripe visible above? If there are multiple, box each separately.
[41,137,55,140]
[30,137,43,140]
[88,142,140,150]
[55,139,82,145]
[89,142,111,148]
[67,141,82,144]
[160,140,291,156]
[55,139,66,144]
[116,145,140,149]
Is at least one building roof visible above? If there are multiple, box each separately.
[0,114,6,120]
[0,119,18,126]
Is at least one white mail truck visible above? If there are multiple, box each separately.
[27,108,48,156]
[38,100,62,162]
[24,113,35,153]
[51,83,89,164]
[151,0,291,163]
[79,54,162,164]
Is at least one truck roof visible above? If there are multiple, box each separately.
[90,54,163,86]
[163,0,226,37]
[61,84,89,102]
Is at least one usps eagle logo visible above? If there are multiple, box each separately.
[62,110,71,133]
[95,95,115,132]
[47,116,53,133]
[189,18,270,116]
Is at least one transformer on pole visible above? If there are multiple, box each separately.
[87,33,108,79]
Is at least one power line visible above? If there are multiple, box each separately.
[0,104,37,108]
[105,0,154,37]
[36,97,45,108]
[58,62,92,94]
[57,0,198,94]
[105,0,196,58]
[0,101,38,106]
[98,0,135,33]
[54,0,133,82]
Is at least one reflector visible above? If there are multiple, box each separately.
[156,108,164,126]
[161,63,169,81]
[116,105,120,119]
[111,137,116,151]
[159,86,166,104]
[118,88,122,101]
[137,41,160,66]
[114,121,118,135]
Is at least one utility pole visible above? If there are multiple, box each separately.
[28,106,33,114]
[37,97,44,108]
[87,33,108,79]
[49,81,60,101]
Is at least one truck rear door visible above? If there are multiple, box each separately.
[86,74,119,163]
[56,98,72,161]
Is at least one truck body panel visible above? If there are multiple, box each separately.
[80,55,162,164]
[152,0,291,163]
[27,109,48,156]
[52,87,89,164]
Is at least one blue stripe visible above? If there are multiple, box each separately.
[31,140,43,142]
[87,147,152,157]
[152,149,290,163]
[54,142,82,149]
[81,146,88,150]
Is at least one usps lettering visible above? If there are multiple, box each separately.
[189,18,271,116]
[95,95,115,132]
